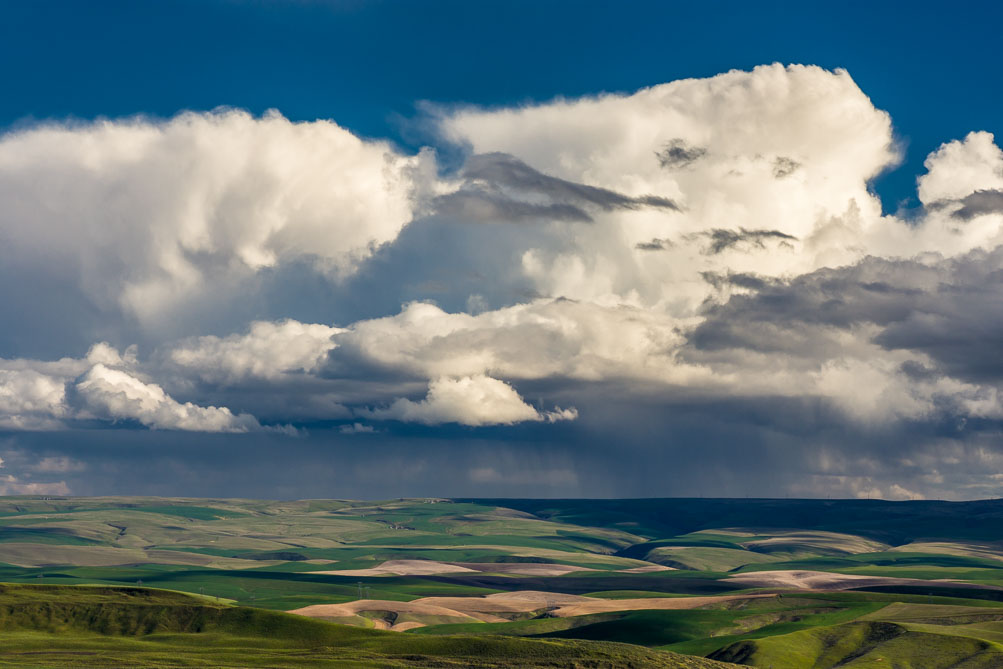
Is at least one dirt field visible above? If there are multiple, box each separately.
[311,558,601,577]
[548,594,774,617]
[412,591,595,617]
[453,562,597,576]
[288,599,496,622]
[889,541,1003,562]
[311,559,479,577]
[290,590,777,628]
[727,569,1003,592]
[619,564,674,573]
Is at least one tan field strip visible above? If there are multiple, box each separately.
[311,559,479,577]
[547,594,774,617]
[289,599,500,623]
[350,544,657,568]
[727,569,1003,592]
[727,570,885,590]
[312,558,662,578]
[411,591,595,617]
[290,590,776,628]
[735,530,890,555]
[889,541,1003,562]
[452,562,597,576]
[620,564,674,573]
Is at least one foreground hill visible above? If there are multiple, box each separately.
[0,583,735,668]
[710,619,1003,668]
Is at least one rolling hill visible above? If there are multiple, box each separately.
[0,583,736,668]
[4,496,1003,666]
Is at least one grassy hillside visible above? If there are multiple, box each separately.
[709,620,1003,668]
[0,583,736,668]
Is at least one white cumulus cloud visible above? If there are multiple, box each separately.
[367,375,576,426]
[919,131,1003,204]
[169,319,343,383]
[0,109,433,327]
[0,368,69,430]
[74,364,261,432]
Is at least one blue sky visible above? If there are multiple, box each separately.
[3,1,1000,211]
[1,2,1003,500]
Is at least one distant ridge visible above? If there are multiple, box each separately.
[462,498,1003,544]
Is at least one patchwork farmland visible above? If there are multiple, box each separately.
[3,496,1003,666]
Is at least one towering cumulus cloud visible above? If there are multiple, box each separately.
[0,110,431,330]
[2,64,1003,499]
[438,64,898,304]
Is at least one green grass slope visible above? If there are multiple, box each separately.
[709,620,1003,668]
[0,584,738,668]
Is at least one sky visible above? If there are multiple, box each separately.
[1,1,1003,500]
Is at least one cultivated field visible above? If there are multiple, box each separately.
[3,496,1003,666]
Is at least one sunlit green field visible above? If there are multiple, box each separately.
[4,496,1003,666]
[0,584,734,668]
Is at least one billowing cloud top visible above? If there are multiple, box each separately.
[3,64,1003,499]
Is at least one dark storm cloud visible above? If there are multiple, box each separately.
[700,271,769,291]
[688,246,1003,383]
[693,227,797,254]
[952,189,1003,220]
[0,426,594,499]
[773,156,801,178]
[899,360,939,382]
[9,377,1001,502]
[433,191,593,222]
[656,139,707,169]
[435,152,679,224]
[635,238,673,251]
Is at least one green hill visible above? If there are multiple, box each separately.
[709,620,1003,668]
[0,583,737,668]
[467,498,1003,545]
